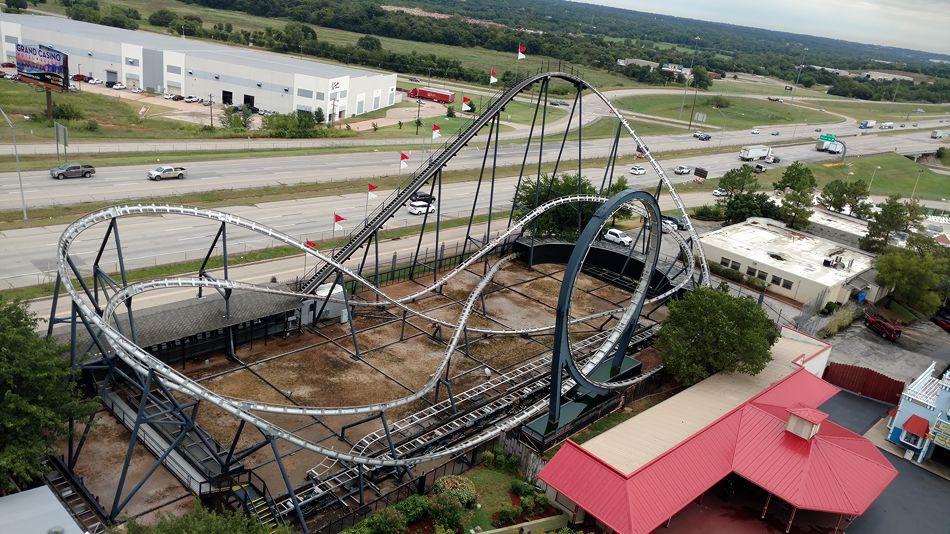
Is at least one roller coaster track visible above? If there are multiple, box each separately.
[300,71,710,293]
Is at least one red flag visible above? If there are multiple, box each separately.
[400,152,409,169]
[367,183,378,192]
[489,67,498,84]
[431,124,441,139]
[334,213,346,223]
[462,97,472,112]
[305,240,317,248]
[517,44,526,60]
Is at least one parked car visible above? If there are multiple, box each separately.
[765,155,781,164]
[407,200,436,215]
[67,84,78,92]
[112,82,126,90]
[1,73,15,80]
[184,95,201,102]
[753,164,767,173]
[202,100,213,106]
[162,92,175,99]
[712,188,729,197]
[751,128,760,134]
[673,165,691,175]
[661,215,687,230]
[88,78,104,84]
[104,81,116,88]
[50,163,95,180]
[603,228,632,246]
[864,315,902,341]
[410,192,436,204]
[71,73,88,82]
[696,133,712,141]
[629,165,646,175]
[0,62,15,68]
[131,87,144,94]
[814,128,822,132]
[171,95,185,101]
[932,315,950,333]
[147,165,187,181]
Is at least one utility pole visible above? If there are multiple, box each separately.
[0,107,28,220]
[794,47,809,86]
[209,93,214,129]
[678,36,700,120]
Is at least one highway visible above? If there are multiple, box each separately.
[0,123,944,211]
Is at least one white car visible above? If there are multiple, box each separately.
[87,78,103,85]
[673,165,691,175]
[692,131,704,138]
[131,87,144,93]
[712,188,729,197]
[630,165,646,175]
[603,228,632,246]
[751,128,761,134]
[162,93,174,99]
[184,95,201,103]
[407,201,435,215]
[112,82,126,90]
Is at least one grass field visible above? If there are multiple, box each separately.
[354,115,514,139]
[802,153,948,201]
[794,99,950,122]
[613,94,837,130]
[37,0,635,90]
[464,467,521,530]
[547,116,684,142]
[712,79,839,99]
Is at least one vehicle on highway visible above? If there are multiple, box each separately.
[407,200,436,215]
[815,128,822,132]
[603,228,632,246]
[147,165,187,181]
[818,108,825,112]
[712,188,729,197]
[771,131,780,136]
[0,62,14,68]
[184,95,201,103]
[751,128,760,134]
[673,165,691,175]
[864,315,902,342]
[410,191,436,204]
[408,77,421,83]
[549,100,560,107]
[112,82,126,90]
[50,163,95,180]
[753,164,767,173]
[661,215,687,230]
[739,145,772,161]
[696,133,712,141]
[630,165,647,175]
[131,87,144,93]
[764,154,781,164]
[87,78,103,84]
[692,131,704,138]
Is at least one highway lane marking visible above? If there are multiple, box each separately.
[177,235,214,241]
[163,226,195,232]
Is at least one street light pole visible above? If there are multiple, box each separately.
[867,165,881,193]
[911,169,922,199]
[794,47,809,86]
[209,94,214,129]
[678,36,700,121]
[0,107,28,220]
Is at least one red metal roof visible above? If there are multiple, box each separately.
[888,406,898,418]
[902,414,930,437]
[787,406,829,425]
[538,369,898,534]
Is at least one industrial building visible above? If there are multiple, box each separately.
[700,218,878,307]
[0,14,397,117]
[538,328,898,534]
[806,206,870,249]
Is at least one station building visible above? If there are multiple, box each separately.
[0,14,397,118]
[886,362,950,466]
[700,218,879,307]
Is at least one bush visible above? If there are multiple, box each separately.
[494,505,522,526]
[148,8,177,27]
[704,95,732,108]
[708,261,744,284]
[52,103,83,121]
[480,450,495,466]
[446,105,456,118]
[493,446,505,458]
[393,494,429,523]
[817,302,862,338]
[81,120,99,132]
[535,493,549,510]
[363,508,406,534]
[494,453,508,469]
[745,275,766,291]
[433,525,453,534]
[693,203,725,220]
[428,493,463,531]
[510,480,534,497]
[520,495,536,514]
[432,475,477,508]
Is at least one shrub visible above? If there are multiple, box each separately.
[433,475,477,508]
[446,105,456,118]
[52,103,83,121]
[494,505,522,526]
[81,120,99,132]
[428,493,463,531]
[494,453,508,469]
[744,275,766,291]
[704,95,732,108]
[708,262,744,284]
[433,525,453,534]
[693,203,725,220]
[363,508,406,534]
[520,495,536,514]
[510,480,534,496]
[393,494,429,523]
[493,446,505,458]
[535,493,549,510]
[480,450,495,466]
[817,302,862,338]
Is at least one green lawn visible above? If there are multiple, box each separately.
[800,153,949,202]
[613,94,836,130]
[542,116,684,142]
[793,99,950,122]
[712,79,839,99]
[354,115,513,139]
[464,467,520,531]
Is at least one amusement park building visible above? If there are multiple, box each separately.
[700,218,878,307]
[885,362,950,466]
[538,328,897,534]
[0,14,397,117]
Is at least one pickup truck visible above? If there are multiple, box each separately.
[147,165,187,180]
[50,163,95,180]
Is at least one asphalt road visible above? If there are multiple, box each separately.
[0,124,944,211]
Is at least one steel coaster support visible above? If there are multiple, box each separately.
[267,435,309,533]
[508,78,547,229]
[462,114,498,257]
[408,172,441,281]
[90,218,117,309]
[433,169,443,286]
[483,113,502,276]
[47,275,64,337]
[599,122,624,195]
[576,82,584,236]
[527,81,550,269]
[223,420,247,470]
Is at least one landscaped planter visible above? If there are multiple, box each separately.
[480,514,568,534]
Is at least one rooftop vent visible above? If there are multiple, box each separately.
[786,407,828,441]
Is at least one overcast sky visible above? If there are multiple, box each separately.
[571,0,950,55]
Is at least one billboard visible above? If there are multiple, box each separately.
[15,43,69,91]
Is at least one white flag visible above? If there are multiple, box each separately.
[334,222,343,231]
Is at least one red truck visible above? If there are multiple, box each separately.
[407,87,455,104]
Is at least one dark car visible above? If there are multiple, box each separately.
[172,94,185,101]
[753,164,767,173]
[1,62,15,68]
[661,215,687,230]
[410,191,436,204]
[864,315,902,341]
[696,133,712,141]
[932,316,950,333]
[104,80,116,88]
[49,163,96,180]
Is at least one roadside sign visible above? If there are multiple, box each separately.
[693,112,706,123]
[818,133,837,142]
[694,167,708,179]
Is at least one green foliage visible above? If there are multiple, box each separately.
[393,494,430,523]
[0,297,97,491]
[64,0,99,23]
[433,475,477,508]
[5,0,28,10]
[363,508,406,534]
[122,499,293,533]
[656,287,777,385]
[52,103,83,121]
[433,525,453,534]
[80,119,99,132]
[148,8,177,27]
[520,494,536,514]
[860,195,908,252]
[100,5,139,29]
[357,34,383,51]
[494,505,523,526]
[703,95,731,108]
[481,450,495,466]
[168,16,202,36]
[535,493,549,509]
[876,248,948,316]
[428,493,464,531]
[816,302,862,338]
[510,480,535,496]
[314,107,325,124]
[774,162,817,230]
[724,191,779,225]
[445,105,456,118]
[820,179,849,213]
[718,165,760,197]
[693,203,725,220]
[512,173,598,241]
[220,106,251,130]
[691,66,713,90]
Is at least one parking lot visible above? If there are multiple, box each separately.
[826,320,950,383]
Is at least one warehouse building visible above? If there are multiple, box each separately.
[700,218,877,307]
[0,14,397,117]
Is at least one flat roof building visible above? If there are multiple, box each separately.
[701,218,876,307]
[0,14,397,117]
[806,205,870,248]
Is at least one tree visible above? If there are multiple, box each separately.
[724,192,779,225]
[820,179,849,213]
[0,298,96,492]
[842,179,870,216]
[314,107,325,125]
[773,162,817,230]
[513,173,598,241]
[123,500,292,533]
[357,34,382,51]
[691,66,712,90]
[148,8,177,27]
[718,165,759,198]
[5,0,28,10]
[656,287,777,386]
[860,195,907,252]
[902,197,926,232]
[445,105,456,118]
[169,16,201,36]
[876,248,948,316]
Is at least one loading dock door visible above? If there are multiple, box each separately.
[106,70,118,83]
[222,90,233,105]
[243,94,255,108]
